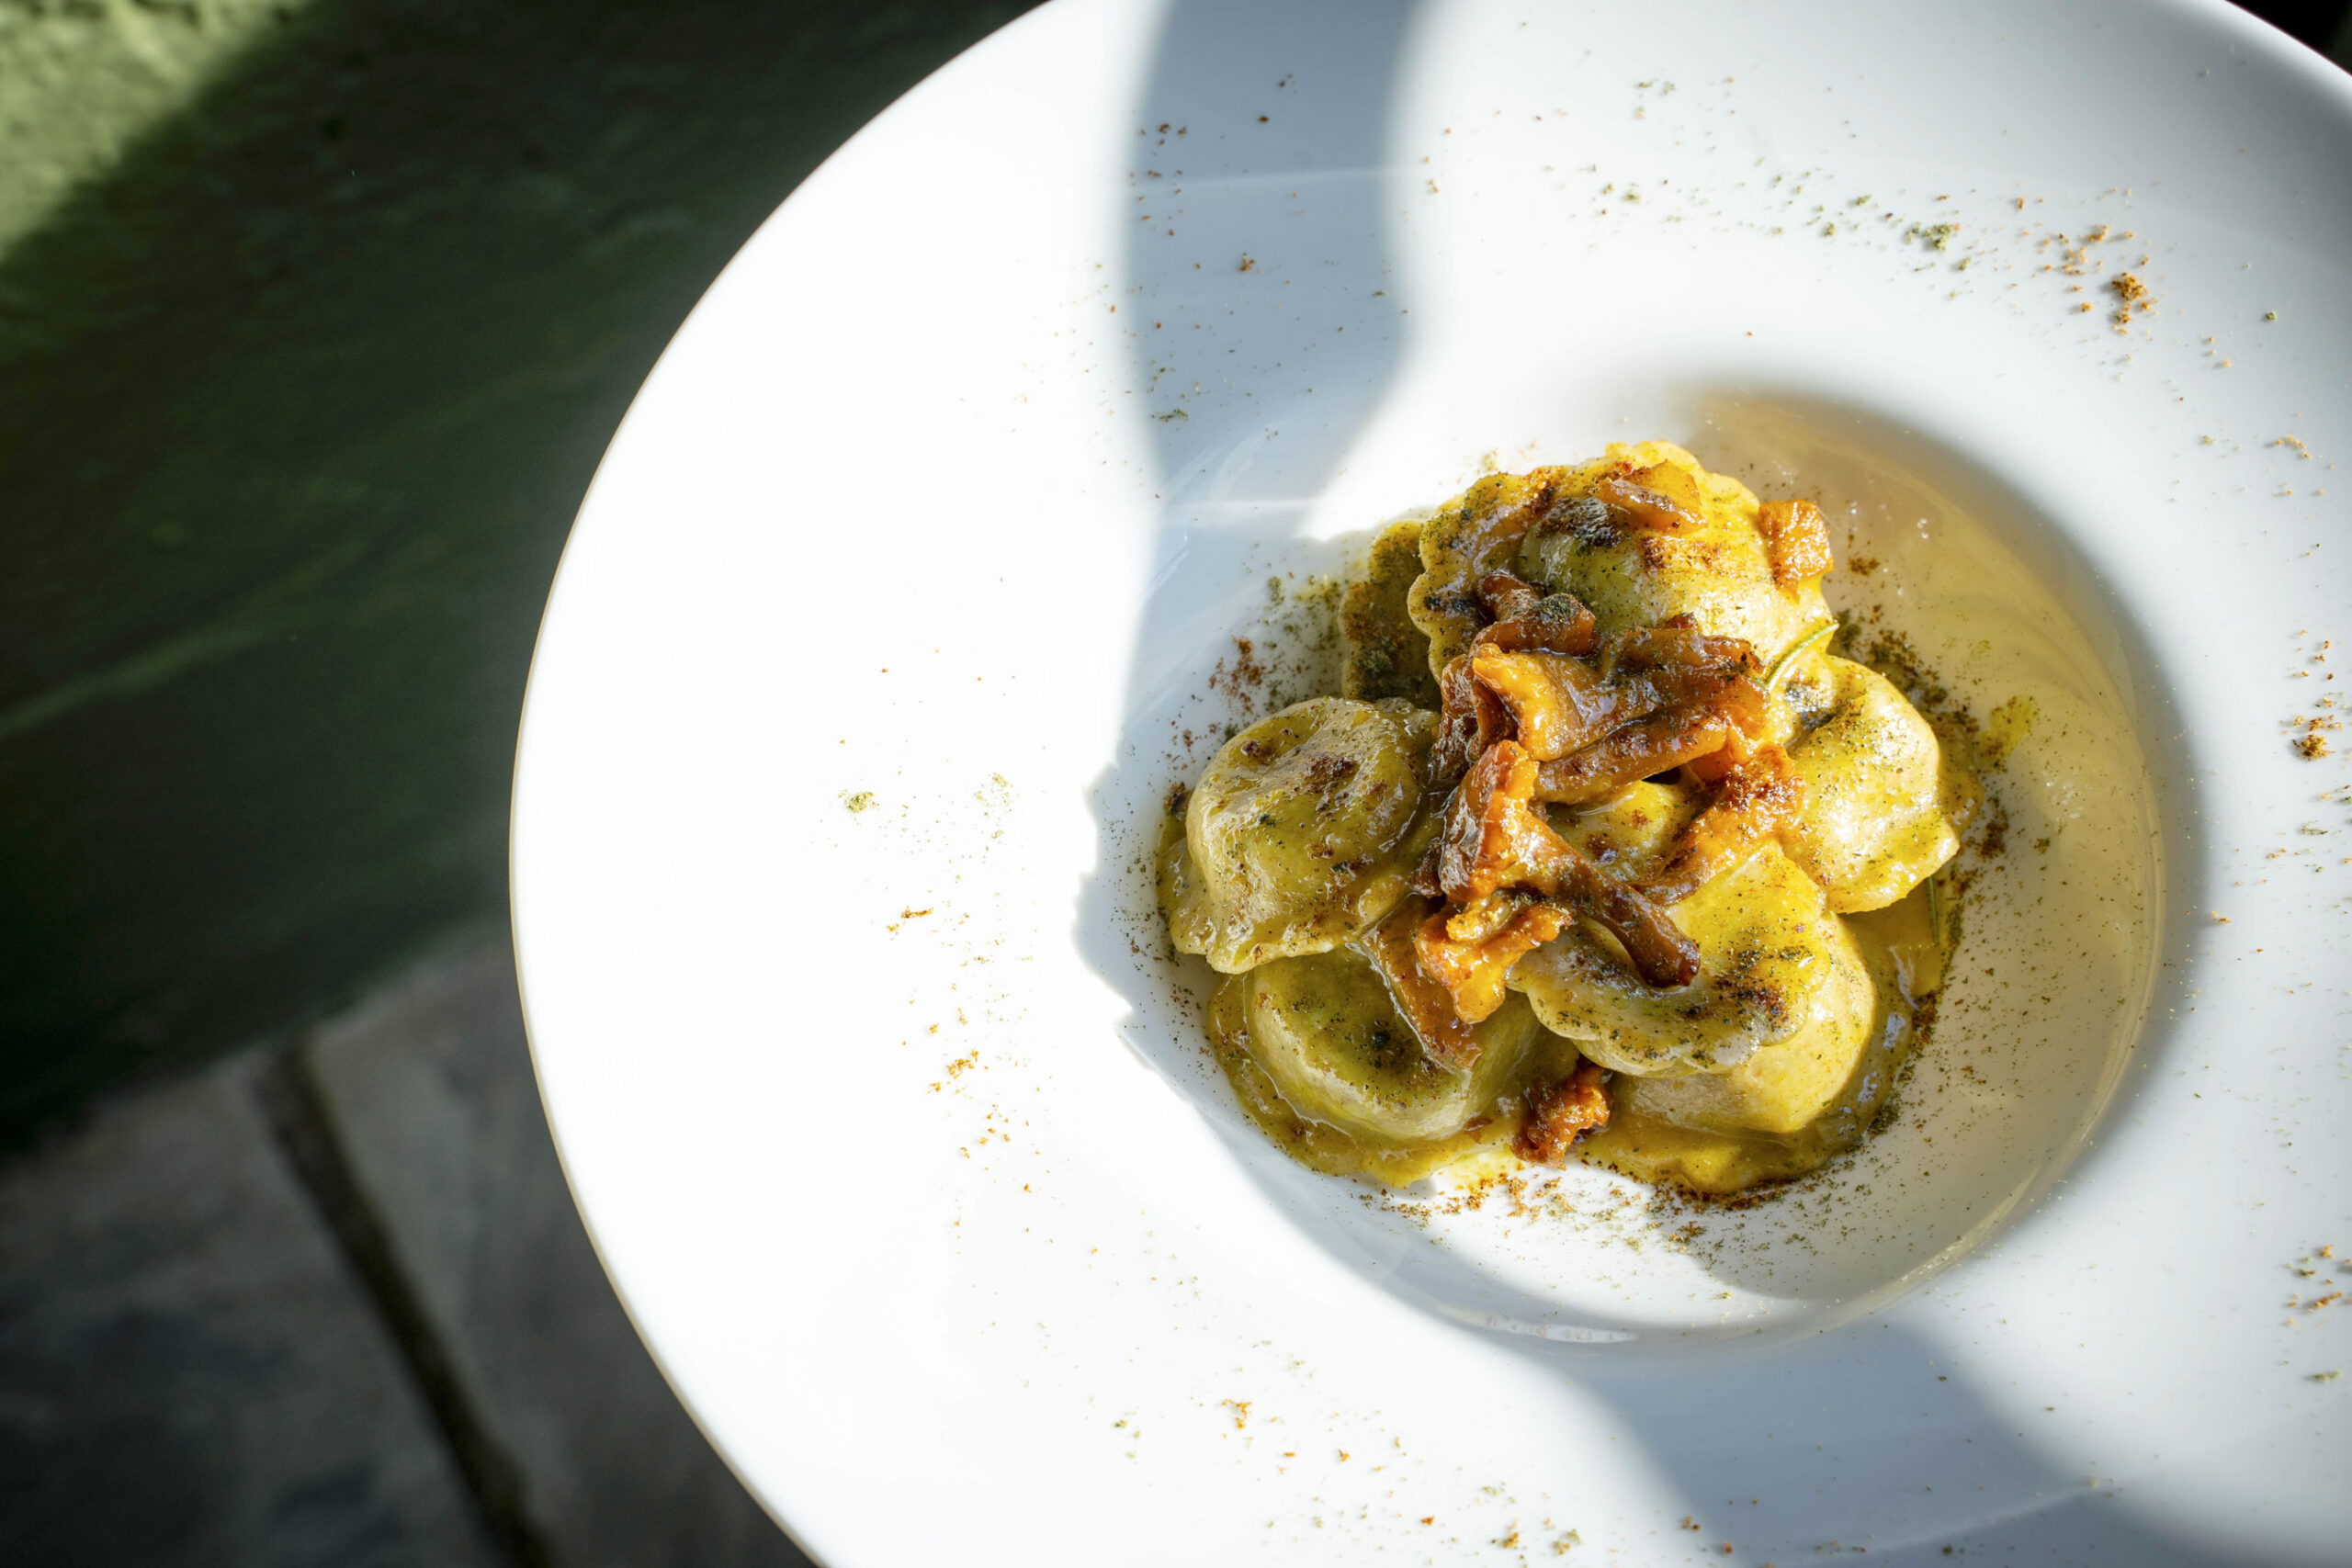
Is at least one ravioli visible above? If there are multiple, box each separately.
[1407,465,1589,678]
[1512,442,1832,665]
[1510,838,1873,1081]
[1341,520,1442,707]
[1212,950,1540,1145]
[1158,442,1977,1195]
[1161,696,1437,973]
[1782,655,1967,911]
[1578,896,1935,1193]
[1406,443,1833,688]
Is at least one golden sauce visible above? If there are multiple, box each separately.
[1160,423,2154,1204]
[1171,763,1956,1193]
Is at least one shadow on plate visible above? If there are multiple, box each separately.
[1073,376,2194,1335]
[1068,0,2227,1556]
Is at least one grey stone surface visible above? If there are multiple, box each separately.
[0,1051,502,1568]
[306,936,809,1568]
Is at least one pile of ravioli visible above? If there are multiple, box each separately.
[1159,443,1974,1190]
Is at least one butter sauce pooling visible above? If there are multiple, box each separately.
[1157,435,2081,1197]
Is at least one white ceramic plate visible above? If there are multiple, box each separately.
[512,2,2352,1562]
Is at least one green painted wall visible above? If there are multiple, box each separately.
[0,0,1030,1145]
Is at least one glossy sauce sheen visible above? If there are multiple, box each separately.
[1171,795,1945,1194]
[1160,440,2001,1196]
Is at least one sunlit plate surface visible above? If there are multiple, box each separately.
[513,3,2352,1562]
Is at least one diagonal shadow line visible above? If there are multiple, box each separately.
[256,1035,558,1568]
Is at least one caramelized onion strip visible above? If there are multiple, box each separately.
[1358,896,1487,1068]
[1516,1058,1611,1162]
[1466,649,1630,761]
[1642,744,1806,905]
[1600,625,1761,679]
[1475,592,1599,657]
[1756,498,1835,587]
[1453,480,1559,573]
[1438,740,1552,901]
[1592,469,1702,532]
[1415,481,1563,635]
[1554,852,1702,987]
[1413,900,1567,1024]
[1474,570,1548,623]
[1437,739,1702,990]
[1532,704,1738,806]
[1434,654,1514,780]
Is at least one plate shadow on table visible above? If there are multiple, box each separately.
[1069,0,2245,1559]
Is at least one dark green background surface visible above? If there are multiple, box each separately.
[0,0,1028,1147]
